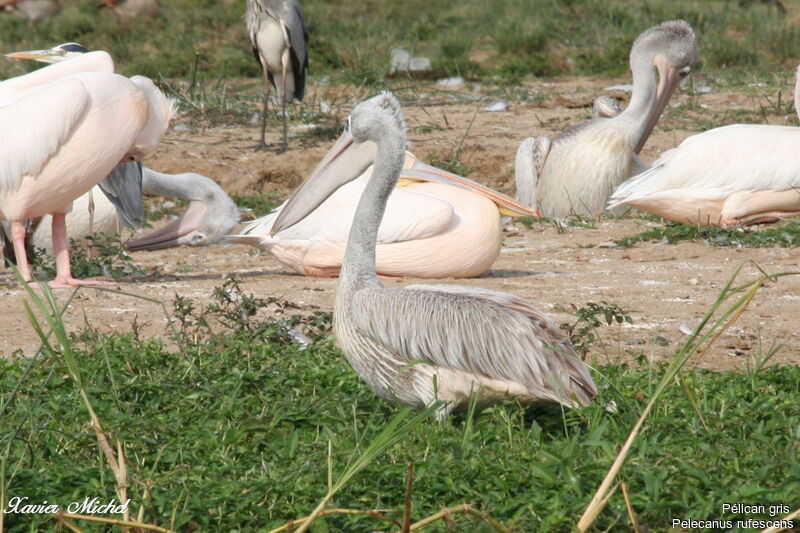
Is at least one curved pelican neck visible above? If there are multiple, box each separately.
[339,133,406,292]
[618,49,657,147]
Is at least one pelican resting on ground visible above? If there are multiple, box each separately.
[608,65,800,226]
[4,168,240,255]
[229,146,539,278]
[270,92,597,416]
[246,0,308,152]
[515,20,697,218]
[0,61,173,287]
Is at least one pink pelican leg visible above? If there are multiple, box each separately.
[10,220,32,282]
[50,213,115,288]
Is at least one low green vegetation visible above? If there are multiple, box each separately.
[2,0,799,86]
[232,192,284,218]
[615,220,800,248]
[2,276,798,531]
[29,234,147,281]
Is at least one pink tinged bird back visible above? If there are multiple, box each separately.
[126,75,175,159]
[0,51,114,106]
[0,78,90,209]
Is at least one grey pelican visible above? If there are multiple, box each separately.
[8,169,240,255]
[0,0,60,25]
[229,150,539,278]
[515,20,697,218]
[0,59,173,287]
[271,93,597,416]
[245,0,308,152]
[608,65,800,226]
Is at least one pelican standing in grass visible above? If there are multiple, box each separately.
[230,147,539,278]
[0,64,173,287]
[515,20,697,218]
[4,43,149,241]
[270,93,596,416]
[245,0,308,152]
[5,42,239,250]
[608,65,800,226]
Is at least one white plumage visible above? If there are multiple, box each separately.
[609,66,800,226]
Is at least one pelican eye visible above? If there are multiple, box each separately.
[678,67,691,78]
[344,117,351,133]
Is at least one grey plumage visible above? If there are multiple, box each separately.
[515,20,697,218]
[273,92,597,417]
[245,0,309,151]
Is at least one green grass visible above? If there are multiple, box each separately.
[3,0,800,85]
[615,220,800,248]
[28,233,148,281]
[2,277,799,532]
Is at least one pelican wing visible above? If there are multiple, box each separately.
[349,284,596,406]
[402,160,539,217]
[233,173,454,244]
[514,135,550,208]
[0,78,89,195]
[97,161,145,227]
[609,124,800,208]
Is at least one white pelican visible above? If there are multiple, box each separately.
[245,0,308,152]
[229,144,540,278]
[270,92,596,416]
[608,66,800,226]
[515,20,697,218]
[6,43,239,249]
[0,66,173,287]
[4,44,150,235]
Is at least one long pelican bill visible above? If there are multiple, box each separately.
[634,53,686,154]
[6,48,72,63]
[126,203,209,251]
[401,161,541,218]
[271,128,377,235]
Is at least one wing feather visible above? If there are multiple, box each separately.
[0,78,90,196]
[610,124,800,208]
[232,172,454,244]
[515,135,550,208]
[348,285,596,406]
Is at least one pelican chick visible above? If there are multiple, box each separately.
[515,20,697,218]
[270,93,596,416]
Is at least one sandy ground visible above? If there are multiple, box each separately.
[2,77,799,370]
